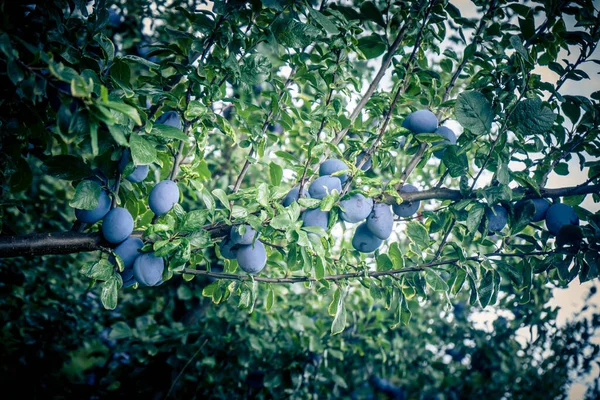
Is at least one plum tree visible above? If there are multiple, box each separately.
[308,175,342,200]
[102,207,134,244]
[545,203,580,236]
[230,224,259,245]
[302,208,329,231]
[118,149,149,183]
[484,205,508,233]
[320,159,349,184]
[236,240,267,274]
[133,253,165,287]
[339,194,374,223]
[149,180,179,216]
[155,110,182,130]
[366,203,393,240]
[515,199,550,222]
[74,189,111,224]
[111,237,144,268]
[282,186,310,207]
[432,126,457,159]
[402,110,438,134]
[352,223,383,253]
[2,1,600,396]
[392,184,421,217]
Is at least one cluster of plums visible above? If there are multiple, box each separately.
[219,225,267,274]
[73,112,184,287]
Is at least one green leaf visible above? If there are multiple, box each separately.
[330,289,346,335]
[107,124,129,146]
[103,101,142,125]
[94,33,115,62]
[315,256,325,280]
[70,180,102,210]
[212,189,230,210]
[269,162,283,186]
[88,259,115,281]
[442,146,468,177]
[186,100,207,118]
[272,18,319,48]
[180,210,208,233]
[455,91,493,135]
[42,155,93,180]
[425,270,449,292]
[120,54,159,69]
[108,321,132,340]
[308,7,339,34]
[101,275,121,310]
[257,183,269,207]
[152,124,188,140]
[466,204,485,233]
[360,2,385,27]
[376,254,393,271]
[511,98,556,136]
[478,270,494,308]
[406,222,430,249]
[266,286,275,311]
[388,242,404,269]
[357,34,386,59]
[129,134,157,165]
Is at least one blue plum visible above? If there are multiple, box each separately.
[308,175,342,199]
[356,151,372,171]
[366,203,393,239]
[340,194,374,223]
[219,238,238,259]
[320,159,349,184]
[120,268,137,288]
[485,205,508,233]
[283,186,310,207]
[352,223,383,253]
[268,122,284,134]
[102,207,134,244]
[403,110,438,134]
[545,203,579,236]
[118,149,149,183]
[133,253,165,286]
[236,240,267,274]
[432,126,457,159]
[392,184,420,217]
[75,189,111,223]
[156,111,182,130]
[230,224,259,245]
[149,180,180,215]
[111,237,144,268]
[515,199,550,222]
[302,208,329,231]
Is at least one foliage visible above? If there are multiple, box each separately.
[1,0,600,397]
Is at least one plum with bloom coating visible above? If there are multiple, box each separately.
[352,223,383,253]
[236,241,267,274]
[545,203,579,235]
[102,207,134,244]
[149,180,179,215]
[392,184,420,217]
[133,253,164,286]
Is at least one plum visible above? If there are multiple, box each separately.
[308,175,342,200]
[432,126,457,159]
[230,224,259,245]
[102,207,134,244]
[219,238,238,259]
[356,151,372,171]
[149,180,179,216]
[133,252,164,286]
[392,184,420,217]
[366,203,393,239]
[339,194,374,223]
[120,268,137,288]
[352,223,383,253]
[268,123,284,134]
[75,189,111,223]
[545,203,579,236]
[302,208,330,231]
[320,159,349,184]
[111,237,144,268]
[155,110,182,130]
[403,110,438,134]
[283,186,310,207]
[236,240,267,274]
[118,149,149,183]
[485,205,508,233]
[515,198,550,222]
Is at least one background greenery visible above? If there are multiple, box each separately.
[1,0,600,398]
